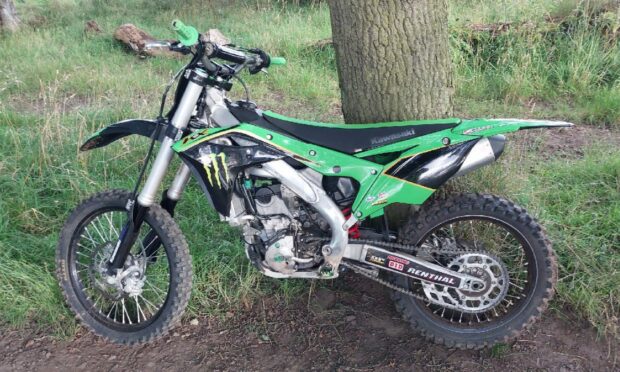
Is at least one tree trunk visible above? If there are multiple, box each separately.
[328,0,453,124]
[0,0,20,32]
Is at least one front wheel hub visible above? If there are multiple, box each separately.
[121,270,145,296]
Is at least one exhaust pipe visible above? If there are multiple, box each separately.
[453,135,506,178]
[388,134,507,189]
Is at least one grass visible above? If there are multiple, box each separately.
[0,0,618,339]
[528,150,620,337]
[451,0,620,126]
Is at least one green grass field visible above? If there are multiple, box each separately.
[0,0,618,338]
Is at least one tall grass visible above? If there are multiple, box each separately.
[0,0,618,338]
[451,0,620,125]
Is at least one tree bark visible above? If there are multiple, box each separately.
[0,0,20,32]
[328,0,453,123]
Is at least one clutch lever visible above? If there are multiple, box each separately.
[144,40,191,55]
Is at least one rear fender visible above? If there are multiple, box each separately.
[79,119,164,151]
[453,118,573,137]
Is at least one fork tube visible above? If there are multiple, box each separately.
[137,69,207,207]
[166,164,192,202]
[108,69,208,271]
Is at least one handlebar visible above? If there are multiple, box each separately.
[204,42,248,65]
[162,20,287,82]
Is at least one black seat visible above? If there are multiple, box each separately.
[260,112,460,154]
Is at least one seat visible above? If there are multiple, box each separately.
[260,111,461,154]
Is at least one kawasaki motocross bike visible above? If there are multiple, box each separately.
[57,21,569,348]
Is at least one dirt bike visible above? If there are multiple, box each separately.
[57,20,568,348]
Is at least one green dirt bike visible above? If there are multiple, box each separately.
[57,21,568,348]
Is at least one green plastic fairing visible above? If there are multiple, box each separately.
[172,115,573,220]
[453,118,573,137]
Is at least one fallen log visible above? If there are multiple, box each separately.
[114,23,230,58]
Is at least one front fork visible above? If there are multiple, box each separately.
[107,68,208,272]
[141,165,191,261]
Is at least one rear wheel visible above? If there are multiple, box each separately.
[391,193,556,349]
[56,190,192,344]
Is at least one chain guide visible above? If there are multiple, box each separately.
[341,238,501,312]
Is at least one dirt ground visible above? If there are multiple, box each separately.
[0,274,617,372]
[514,124,620,158]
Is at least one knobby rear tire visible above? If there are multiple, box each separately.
[56,190,192,344]
[392,193,557,350]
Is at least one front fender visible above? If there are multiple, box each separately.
[80,119,164,151]
[453,118,573,137]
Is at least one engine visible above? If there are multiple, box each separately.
[240,169,357,276]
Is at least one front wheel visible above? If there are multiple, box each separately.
[56,190,192,344]
[391,193,557,349]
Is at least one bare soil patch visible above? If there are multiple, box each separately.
[513,125,620,158]
[0,274,616,371]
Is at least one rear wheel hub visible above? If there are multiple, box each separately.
[422,253,509,313]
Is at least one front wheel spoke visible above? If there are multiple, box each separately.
[135,296,147,322]
[96,215,115,242]
[143,234,158,252]
[75,267,90,276]
[77,242,95,253]
[138,294,159,314]
[76,251,91,260]
[105,213,120,239]
[121,298,132,325]
[75,260,90,269]
[144,280,167,301]
[82,228,99,246]
[106,301,118,319]
[90,218,108,244]
[92,294,103,312]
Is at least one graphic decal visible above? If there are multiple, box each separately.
[364,248,461,287]
[202,153,230,188]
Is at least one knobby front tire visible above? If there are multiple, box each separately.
[56,190,192,344]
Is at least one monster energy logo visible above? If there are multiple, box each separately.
[203,153,230,188]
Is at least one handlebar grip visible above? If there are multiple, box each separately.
[270,57,287,66]
[172,19,199,47]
